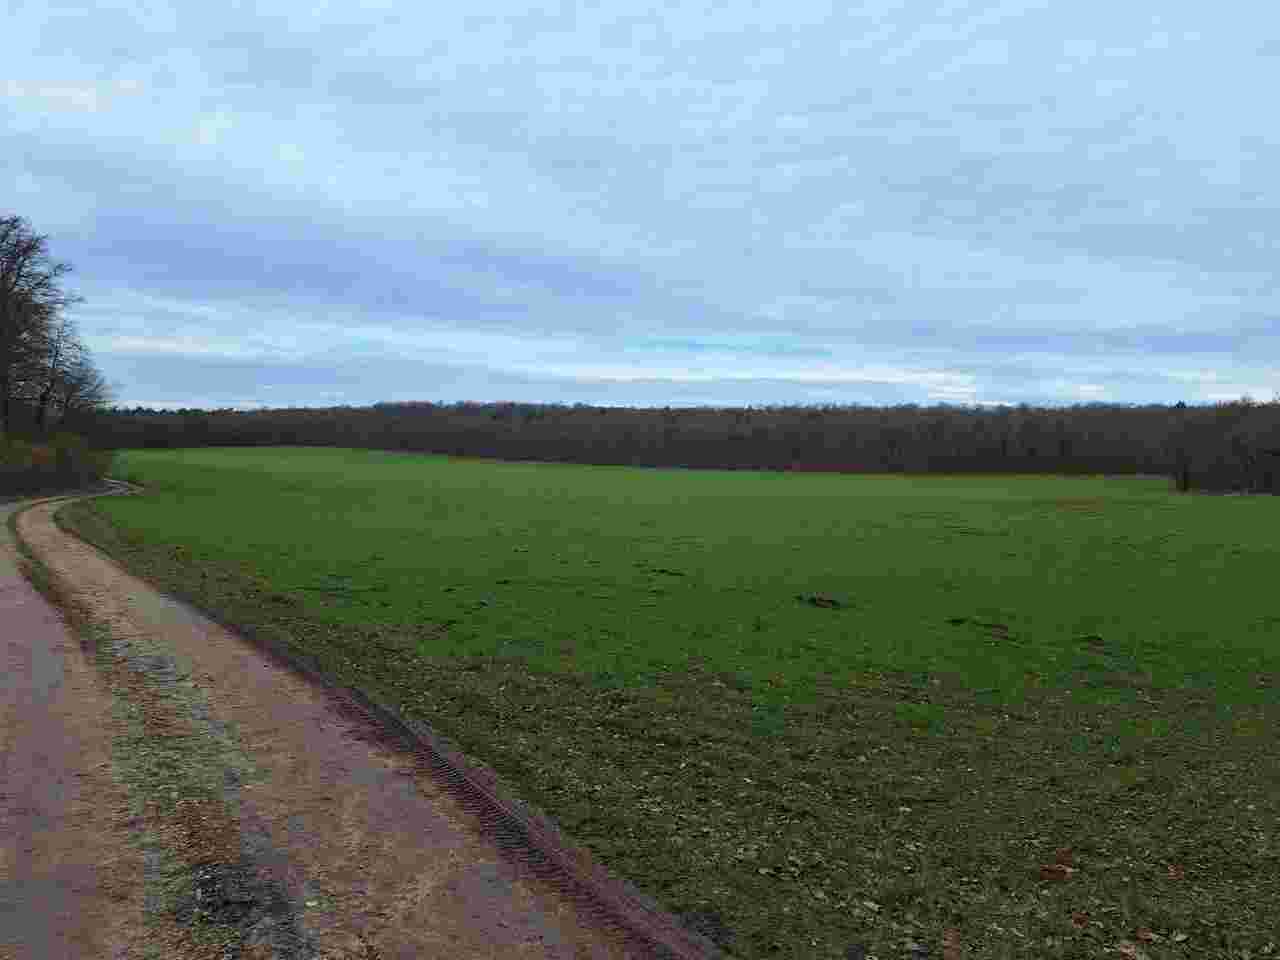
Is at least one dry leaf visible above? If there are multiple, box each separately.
[1116,943,1147,960]
[1135,928,1159,942]
[1070,912,1090,929]
[1039,863,1077,882]
[942,927,962,960]
[1166,863,1185,880]
[1054,847,1074,866]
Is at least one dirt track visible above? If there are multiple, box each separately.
[1,497,151,958]
[2,492,718,959]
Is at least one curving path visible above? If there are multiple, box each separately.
[1,494,150,958]
[2,490,722,960]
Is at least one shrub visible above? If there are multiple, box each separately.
[0,431,114,496]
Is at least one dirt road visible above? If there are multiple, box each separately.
[2,491,720,960]
[1,496,151,958]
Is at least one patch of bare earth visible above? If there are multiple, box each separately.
[1,500,160,959]
[15,497,685,959]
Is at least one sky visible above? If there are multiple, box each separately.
[5,0,1278,410]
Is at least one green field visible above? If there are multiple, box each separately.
[65,447,1280,959]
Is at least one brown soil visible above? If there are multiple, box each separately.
[8,493,717,959]
[1,498,152,959]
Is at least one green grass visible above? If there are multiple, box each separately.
[64,447,1280,959]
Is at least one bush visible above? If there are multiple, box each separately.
[0,431,114,496]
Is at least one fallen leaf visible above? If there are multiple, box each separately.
[1054,847,1074,866]
[1039,863,1077,882]
[1135,928,1159,942]
[1070,912,1090,929]
[1116,943,1148,960]
[1166,863,1185,880]
[942,927,962,960]
[798,593,843,609]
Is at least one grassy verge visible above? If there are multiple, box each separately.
[61,448,1280,959]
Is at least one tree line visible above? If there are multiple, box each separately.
[9,210,1277,497]
[0,214,111,438]
[87,396,1280,495]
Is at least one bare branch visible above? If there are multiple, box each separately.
[0,213,89,434]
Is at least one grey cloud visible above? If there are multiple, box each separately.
[6,0,1279,409]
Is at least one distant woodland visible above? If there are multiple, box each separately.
[80,396,1280,495]
[5,211,1278,497]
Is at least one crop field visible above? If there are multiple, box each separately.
[63,446,1280,959]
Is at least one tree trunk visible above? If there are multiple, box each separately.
[0,300,11,437]
[35,383,53,432]
[0,368,9,437]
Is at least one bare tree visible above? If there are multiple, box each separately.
[6,296,49,409]
[52,351,112,425]
[0,214,82,435]
[27,311,84,431]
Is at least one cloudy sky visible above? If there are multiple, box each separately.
[5,0,1278,409]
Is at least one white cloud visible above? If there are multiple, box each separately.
[1,79,146,112]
